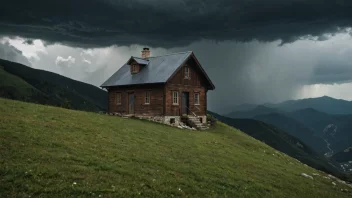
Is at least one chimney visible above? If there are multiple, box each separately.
[141,48,150,59]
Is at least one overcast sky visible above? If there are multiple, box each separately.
[1,0,352,113]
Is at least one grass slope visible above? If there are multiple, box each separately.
[0,66,46,101]
[208,112,345,180]
[0,59,107,112]
[1,98,351,198]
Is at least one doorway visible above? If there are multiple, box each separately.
[128,93,135,114]
[181,92,189,115]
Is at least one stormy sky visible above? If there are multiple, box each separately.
[1,0,352,113]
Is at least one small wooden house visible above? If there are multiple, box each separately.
[101,48,215,127]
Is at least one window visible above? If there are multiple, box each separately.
[194,93,200,105]
[173,91,179,105]
[145,91,150,104]
[184,67,190,79]
[116,93,121,105]
[132,64,138,73]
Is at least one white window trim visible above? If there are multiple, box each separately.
[145,91,150,104]
[194,92,200,105]
[116,92,121,105]
[173,91,179,105]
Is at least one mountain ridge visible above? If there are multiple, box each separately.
[228,96,352,115]
[0,58,108,112]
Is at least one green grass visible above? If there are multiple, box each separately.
[0,98,351,198]
[0,66,43,99]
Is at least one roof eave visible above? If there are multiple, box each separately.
[100,82,165,88]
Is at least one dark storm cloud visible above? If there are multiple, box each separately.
[1,0,352,48]
[22,39,34,45]
[311,64,352,84]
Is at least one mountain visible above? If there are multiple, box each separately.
[227,104,352,155]
[227,96,352,116]
[332,147,352,163]
[1,98,351,197]
[289,108,332,125]
[0,59,107,112]
[253,113,329,155]
[265,96,352,115]
[228,103,257,112]
[226,105,280,118]
[289,109,352,157]
[226,97,352,158]
[209,112,342,178]
[225,101,352,174]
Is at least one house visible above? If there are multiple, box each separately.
[101,48,215,128]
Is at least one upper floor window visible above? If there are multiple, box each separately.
[173,91,179,105]
[132,64,138,73]
[184,66,190,79]
[116,93,121,105]
[145,91,150,104]
[194,93,200,105]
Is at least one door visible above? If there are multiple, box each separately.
[181,92,189,115]
[128,93,135,114]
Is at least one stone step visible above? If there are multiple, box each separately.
[187,117,208,130]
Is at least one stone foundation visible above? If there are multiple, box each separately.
[110,112,207,130]
[198,116,207,124]
[128,115,181,126]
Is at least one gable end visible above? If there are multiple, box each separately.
[166,52,215,90]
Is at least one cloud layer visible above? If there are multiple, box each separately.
[1,0,352,48]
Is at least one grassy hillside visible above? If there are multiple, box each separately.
[0,59,107,112]
[208,112,345,180]
[0,66,47,101]
[1,99,351,198]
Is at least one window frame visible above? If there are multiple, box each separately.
[184,66,190,79]
[132,64,138,73]
[172,91,179,105]
[194,92,200,105]
[145,91,151,104]
[116,92,122,105]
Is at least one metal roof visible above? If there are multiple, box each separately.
[101,51,192,87]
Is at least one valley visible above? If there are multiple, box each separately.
[224,97,352,176]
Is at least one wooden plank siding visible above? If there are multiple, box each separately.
[108,84,164,116]
[164,58,208,116]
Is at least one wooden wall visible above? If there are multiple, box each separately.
[165,58,208,116]
[107,56,211,117]
[108,84,164,116]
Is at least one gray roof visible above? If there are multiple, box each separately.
[101,51,192,87]
[132,57,149,65]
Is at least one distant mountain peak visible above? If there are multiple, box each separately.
[319,95,335,100]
